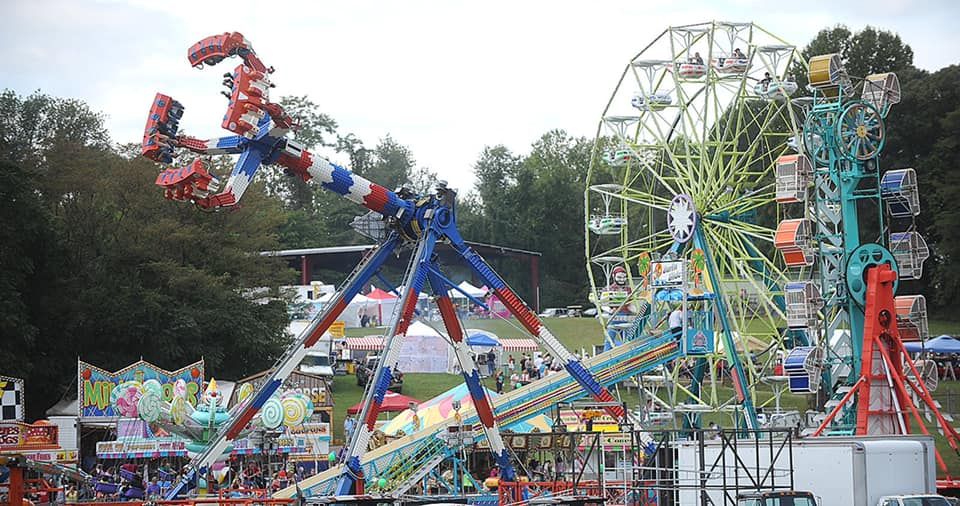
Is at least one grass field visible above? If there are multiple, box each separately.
[333,316,960,474]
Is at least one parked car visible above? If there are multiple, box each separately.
[877,495,952,506]
[538,308,564,318]
[355,355,403,393]
[299,351,334,377]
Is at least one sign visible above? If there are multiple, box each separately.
[96,439,186,458]
[328,321,346,338]
[650,260,686,287]
[0,421,59,450]
[0,375,25,422]
[77,359,204,419]
[233,370,332,409]
[16,450,77,463]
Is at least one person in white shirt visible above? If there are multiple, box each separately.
[668,306,684,337]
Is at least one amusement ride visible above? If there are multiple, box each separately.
[139,31,669,500]
[585,20,959,477]
[91,21,958,503]
[585,21,805,429]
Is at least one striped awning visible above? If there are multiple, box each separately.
[500,338,539,352]
[345,336,385,351]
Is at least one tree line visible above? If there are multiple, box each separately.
[1,25,957,419]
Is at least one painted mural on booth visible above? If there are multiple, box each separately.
[77,359,204,418]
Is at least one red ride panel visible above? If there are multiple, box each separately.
[363,184,390,214]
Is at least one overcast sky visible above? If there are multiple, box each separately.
[3,0,957,191]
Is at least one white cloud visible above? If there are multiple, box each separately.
[2,0,956,194]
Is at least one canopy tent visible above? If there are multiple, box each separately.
[366,287,398,300]
[449,280,487,298]
[303,293,377,328]
[904,335,960,354]
[465,329,500,348]
[380,383,552,436]
[363,287,399,326]
[347,391,421,415]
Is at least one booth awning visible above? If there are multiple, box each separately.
[500,338,539,352]
[345,336,384,351]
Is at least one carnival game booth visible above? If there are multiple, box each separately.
[1,418,81,504]
[233,369,334,429]
[76,359,204,473]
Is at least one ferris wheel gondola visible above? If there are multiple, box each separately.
[588,184,628,235]
[630,60,674,111]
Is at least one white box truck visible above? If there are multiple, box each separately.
[676,435,937,506]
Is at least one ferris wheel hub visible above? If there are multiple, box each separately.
[667,194,698,243]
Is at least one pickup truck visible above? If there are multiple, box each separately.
[355,355,403,393]
[738,491,818,506]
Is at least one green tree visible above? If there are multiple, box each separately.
[0,91,295,419]
[793,25,914,90]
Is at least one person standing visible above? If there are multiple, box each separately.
[668,306,684,337]
[495,371,504,394]
[486,349,497,376]
[344,416,356,445]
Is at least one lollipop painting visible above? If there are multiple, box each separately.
[110,377,314,459]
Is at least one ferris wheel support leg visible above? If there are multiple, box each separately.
[448,240,624,419]
[681,358,709,431]
[163,234,401,500]
[336,229,439,495]
[692,226,760,430]
[426,267,516,481]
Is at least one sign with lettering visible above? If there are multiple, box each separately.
[0,421,59,450]
[77,359,204,419]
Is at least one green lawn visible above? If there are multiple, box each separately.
[336,316,960,474]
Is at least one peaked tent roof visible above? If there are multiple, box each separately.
[406,320,444,337]
[347,391,422,414]
[465,329,500,347]
[449,280,487,298]
[367,287,398,300]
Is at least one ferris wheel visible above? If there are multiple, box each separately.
[584,21,806,425]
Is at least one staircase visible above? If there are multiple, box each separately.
[276,332,682,499]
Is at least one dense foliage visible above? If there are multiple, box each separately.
[1,25,957,419]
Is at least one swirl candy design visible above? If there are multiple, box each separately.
[260,397,284,429]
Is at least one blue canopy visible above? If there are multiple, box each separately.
[904,335,960,354]
[465,329,500,347]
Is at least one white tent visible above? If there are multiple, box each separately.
[449,280,486,298]
[395,321,450,373]
[304,293,378,328]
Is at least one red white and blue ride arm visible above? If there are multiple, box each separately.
[162,236,401,499]
[428,270,515,480]
[452,241,625,419]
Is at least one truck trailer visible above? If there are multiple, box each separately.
[676,435,937,506]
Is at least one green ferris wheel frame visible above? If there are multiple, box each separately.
[584,21,808,424]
